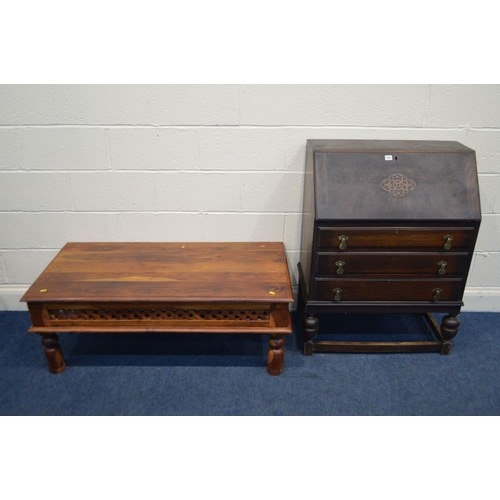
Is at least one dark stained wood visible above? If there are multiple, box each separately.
[298,139,481,354]
[313,277,463,302]
[317,227,475,249]
[313,341,443,353]
[316,252,469,275]
[22,242,294,375]
[314,149,481,221]
[302,315,318,355]
[302,310,452,355]
[440,314,461,341]
[306,139,475,154]
[299,140,317,294]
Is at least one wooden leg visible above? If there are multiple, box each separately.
[267,334,285,376]
[302,314,318,355]
[440,342,452,355]
[41,334,66,374]
[440,315,460,340]
[440,315,460,355]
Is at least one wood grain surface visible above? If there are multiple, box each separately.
[21,242,294,303]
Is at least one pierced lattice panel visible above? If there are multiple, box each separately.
[48,307,271,323]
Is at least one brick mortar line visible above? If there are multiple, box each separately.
[1,124,499,130]
[0,211,304,214]
[1,248,306,252]
[0,170,308,174]
[1,170,497,174]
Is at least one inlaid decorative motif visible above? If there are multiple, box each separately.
[380,173,416,198]
[48,308,270,323]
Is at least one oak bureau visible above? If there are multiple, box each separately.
[297,140,481,355]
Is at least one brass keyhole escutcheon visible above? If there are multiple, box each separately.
[438,261,447,275]
[443,235,453,250]
[338,235,348,250]
[432,288,442,302]
[335,260,345,275]
[333,288,342,302]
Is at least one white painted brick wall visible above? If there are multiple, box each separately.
[425,85,500,128]
[35,213,121,248]
[69,172,156,211]
[156,172,241,212]
[201,213,285,243]
[2,250,59,283]
[0,172,73,211]
[18,127,109,170]
[240,85,334,125]
[0,213,39,248]
[198,128,288,170]
[332,85,429,127]
[0,129,22,169]
[119,213,203,242]
[147,85,240,125]
[53,85,150,125]
[107,128,198,170]
[1,84,499,310]
[0,255,7,284]
[0,85,57,125]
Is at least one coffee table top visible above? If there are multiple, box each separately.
[21,242,294,304]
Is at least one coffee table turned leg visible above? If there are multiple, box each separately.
[40,334,66,374]
[267,334,285,376]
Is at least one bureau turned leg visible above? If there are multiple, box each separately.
[40,334,66,374]
[302,315,318,355]
[440,315,460,355]
[267,334,285,376]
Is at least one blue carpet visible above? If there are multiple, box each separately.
[0,311,499,415]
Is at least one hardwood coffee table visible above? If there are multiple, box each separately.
[21,242,294,375]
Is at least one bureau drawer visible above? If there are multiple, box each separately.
[313,278,463,302]
[317,227,475,250]
[316,252,470,276]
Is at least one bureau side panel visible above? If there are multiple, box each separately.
[461,219,481,301]
[299,141,317,294]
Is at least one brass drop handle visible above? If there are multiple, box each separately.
[443,235,453,250]
[333,288,342,302]
[338,235,348,250]
[438,261,447,275]
[335,260,345,275]
[432,288,442,302]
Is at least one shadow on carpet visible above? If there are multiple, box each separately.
[0,311,498,415]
